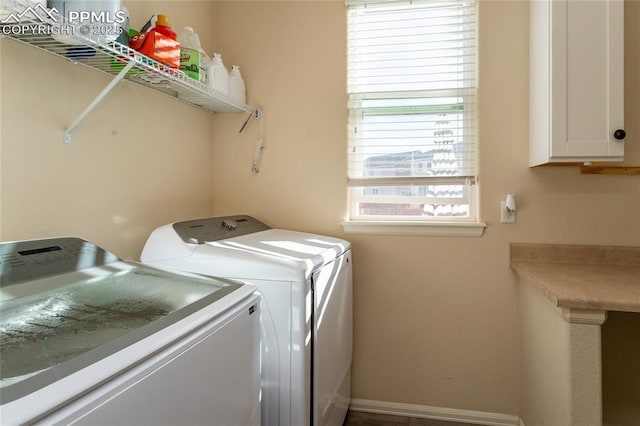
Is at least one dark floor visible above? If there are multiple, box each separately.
[343,411,476,426]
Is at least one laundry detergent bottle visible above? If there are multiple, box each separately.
[153,14,177,40]
[177,26,208,83]
[229,65,246,105]
[208,53,229,96]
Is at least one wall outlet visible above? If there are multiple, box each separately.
[501,200,516,224]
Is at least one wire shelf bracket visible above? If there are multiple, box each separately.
[63,60,135,144]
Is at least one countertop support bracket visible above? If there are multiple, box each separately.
[63,60,136,144]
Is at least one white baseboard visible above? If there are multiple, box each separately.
[349,398,521,426]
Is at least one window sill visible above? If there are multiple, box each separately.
[341,220,486,237]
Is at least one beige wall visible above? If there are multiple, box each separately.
[518,279,573,425]
[1,0,639,418]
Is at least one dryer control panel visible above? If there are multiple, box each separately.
[172,215,270,244]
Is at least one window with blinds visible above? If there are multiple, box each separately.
[347,0,477,221]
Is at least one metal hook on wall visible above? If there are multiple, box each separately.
[239,108,262,134]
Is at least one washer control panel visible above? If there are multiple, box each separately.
[172,215,270,244]
[0,237,119,287]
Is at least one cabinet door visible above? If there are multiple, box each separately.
[551,0,624,160]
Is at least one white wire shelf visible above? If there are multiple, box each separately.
[0,0,256,116]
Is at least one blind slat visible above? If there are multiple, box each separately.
[348,176,476,187]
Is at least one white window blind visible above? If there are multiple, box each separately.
[347,0,477,221]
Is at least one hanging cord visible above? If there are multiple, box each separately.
[252,110,264,174]
[239,108,264,174]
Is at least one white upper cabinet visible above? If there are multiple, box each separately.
[529,0,625,166]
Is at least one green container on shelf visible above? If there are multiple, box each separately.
[110,29,143,74]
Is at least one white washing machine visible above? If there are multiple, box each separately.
[0,237,261,426]
[141,215,353,426]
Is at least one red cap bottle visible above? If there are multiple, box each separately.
[154,14,177,40]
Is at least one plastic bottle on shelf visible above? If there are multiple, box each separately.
[208,53,229,96]
[115,5,129,46]
[229,65,246,105]
[153,14,177,40]
[177,26,208,83]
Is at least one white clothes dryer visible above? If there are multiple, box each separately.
[141,215,353,426]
